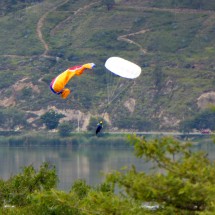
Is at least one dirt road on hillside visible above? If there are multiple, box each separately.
[118,29,150,54]
[36,0,69,57]
[2,2,215,59]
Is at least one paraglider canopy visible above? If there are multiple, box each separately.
[105,57,141,79]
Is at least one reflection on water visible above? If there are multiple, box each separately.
[0,136,214,191]
[0,142,152,191]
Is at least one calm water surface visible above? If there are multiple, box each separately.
[0,142,152,191]
[0,137,214,191]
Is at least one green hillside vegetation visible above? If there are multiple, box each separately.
[0,0,215,131]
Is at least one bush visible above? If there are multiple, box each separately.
[87,117,108,133]
[58,121,74,137]
[179,106,215,131]
[0,162,57,207]
[0,107,28,129]
[40,110,65,130]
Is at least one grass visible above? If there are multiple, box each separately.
[0,131,130,146]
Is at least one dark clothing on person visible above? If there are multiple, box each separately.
[96,121,103,135]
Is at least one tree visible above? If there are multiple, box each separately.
[179,119,194,133]
[152,66,166,92]
[0,163,57,207]
[180,106,215,131]
[0,108,28,130]
[102,0,115,11]
[87,116,108,133]
[58,121,74,137]
[40,109,65,130]
[106,135,215,213]
[16,180,142,215]
[192,108,215,130]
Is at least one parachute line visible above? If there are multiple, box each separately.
[102,81,134,118]
[99,56,141,121]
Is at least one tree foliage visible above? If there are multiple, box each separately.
[2,136,215,214]
[179,106,215,132]
[58,121,75,137]
[87,116,108,133]
[106,135,215,213]
[152,66,166,92]
[0,163,57,208]
[0,108,27,130]
[102,0,115,11]
[40,109,65,130]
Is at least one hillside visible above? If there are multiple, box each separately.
[0,0,215,132]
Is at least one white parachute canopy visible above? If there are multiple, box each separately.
[105,57,141,79]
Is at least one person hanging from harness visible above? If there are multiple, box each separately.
[96,121,103,135]
[50,63,95,99]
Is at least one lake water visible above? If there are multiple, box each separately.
[0,136,214,191]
